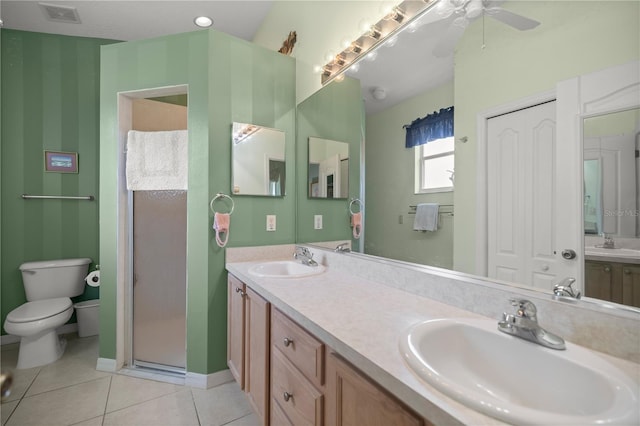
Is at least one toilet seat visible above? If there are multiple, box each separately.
[6,297,72,323]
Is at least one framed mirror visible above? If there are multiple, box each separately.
[231,122,286,196]
[308,137,349,199]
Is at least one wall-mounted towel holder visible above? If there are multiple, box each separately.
[210,192,235,214]
[409,204,454,217]
[349,198,362,215]
[22,194,95,201]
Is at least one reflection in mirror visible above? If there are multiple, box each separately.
[298,1,639,314]
[583,108,640,309]
[308,137,349,199]
[231,122,285,196]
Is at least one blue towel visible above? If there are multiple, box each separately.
[413,203,439,231]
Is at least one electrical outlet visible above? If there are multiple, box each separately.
[266,215,276,231]
[314,215,323,230]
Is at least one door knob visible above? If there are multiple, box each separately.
[561,249,577,260]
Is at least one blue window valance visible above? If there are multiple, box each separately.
[403,106,454,148]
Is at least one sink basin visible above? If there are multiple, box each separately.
[400,318,639,425]
[248,261,326,278]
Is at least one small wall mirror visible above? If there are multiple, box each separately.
[231,122,286,196]
[308,137,349,199]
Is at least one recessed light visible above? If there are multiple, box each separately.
[194,16,213,28]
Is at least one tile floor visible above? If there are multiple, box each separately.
[0,335,259,426]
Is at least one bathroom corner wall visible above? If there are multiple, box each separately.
[100,29,295,375]
[206,30,296,372]
[296,77,363,251]
[1,30,118,334]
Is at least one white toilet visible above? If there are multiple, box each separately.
[4,258,92,369]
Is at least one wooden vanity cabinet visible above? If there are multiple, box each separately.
[228,275,433,426]
[227,274,270,425]
[585,260,640,308]
[325,352,428,426]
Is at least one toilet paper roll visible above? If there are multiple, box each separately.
[85,271,100,287]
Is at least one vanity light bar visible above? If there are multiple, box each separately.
[321,0,440,86]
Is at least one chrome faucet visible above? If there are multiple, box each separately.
[553,277,581,300]
[498,299,566,350]
[293,246,318,267]
[599,233,616,249]
[334,243,351,253]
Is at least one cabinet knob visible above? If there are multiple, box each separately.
[624,269,631,275]
[604,267,611,273]
[283,337,293,347]
[541,265,549,271]
[283,391,293,402]
[235,287,246,297]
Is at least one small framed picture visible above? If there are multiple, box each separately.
[44,150,78,173]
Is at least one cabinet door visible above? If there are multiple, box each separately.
[584,261,615,302]
[227,275,245,388]
[326,353,425,426]
[622,265,640,308]
[245,287,270,425]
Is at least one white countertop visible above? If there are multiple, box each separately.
[226,258,640,425]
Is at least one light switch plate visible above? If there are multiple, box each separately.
[266,215,276,231]
[314,215,323,230]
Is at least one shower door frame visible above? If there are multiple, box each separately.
[117,85,189,376]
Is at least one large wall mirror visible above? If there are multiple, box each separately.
[308,137,349,199]
[231,122,286,196]
[297,0,639,314]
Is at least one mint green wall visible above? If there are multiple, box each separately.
[365,81,454,268]
[296,77,362,250]
[1,30,118,334]
[100,29,295,374]
[452,1,640,274]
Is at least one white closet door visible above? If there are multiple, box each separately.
[488,101,575,290]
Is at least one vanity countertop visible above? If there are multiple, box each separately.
[226,259,640,425]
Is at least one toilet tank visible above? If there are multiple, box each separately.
[20,258,92,301]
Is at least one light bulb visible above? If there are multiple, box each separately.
[324,50,336,63]
[350,63,360,73]
[194,16,213,28]
[313,65,323,74]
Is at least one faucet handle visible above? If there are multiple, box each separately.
[508,299,537,319]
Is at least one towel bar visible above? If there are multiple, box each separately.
[21,194,95,201]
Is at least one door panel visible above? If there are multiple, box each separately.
[133,190,187,369]
[488,101,577,290]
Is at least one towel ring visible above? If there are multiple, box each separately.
[349,198,362,215]
[210,193,235,215]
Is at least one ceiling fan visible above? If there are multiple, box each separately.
[432,0,540,57]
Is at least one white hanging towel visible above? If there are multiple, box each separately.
[413,203,439,231]
[126,130,188,190]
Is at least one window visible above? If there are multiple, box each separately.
[415,136,454,193]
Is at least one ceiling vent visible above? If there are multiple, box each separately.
[39,3,81,24]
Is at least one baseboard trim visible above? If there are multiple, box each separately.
[185,369,234,389]
[96,357,118,372]
[1,323,78,346]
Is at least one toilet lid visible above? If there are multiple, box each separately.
[6,297,72,323]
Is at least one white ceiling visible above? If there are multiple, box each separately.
[1,1,273,42]
[0,0,458,114]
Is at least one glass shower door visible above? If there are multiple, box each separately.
[132,190,187,371]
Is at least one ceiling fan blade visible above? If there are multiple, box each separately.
[433,18,469,57]
[486,7,540,30]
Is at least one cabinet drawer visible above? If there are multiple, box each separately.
[272,309,324,387]
[271,347,323,426]
[270,397,293,426]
